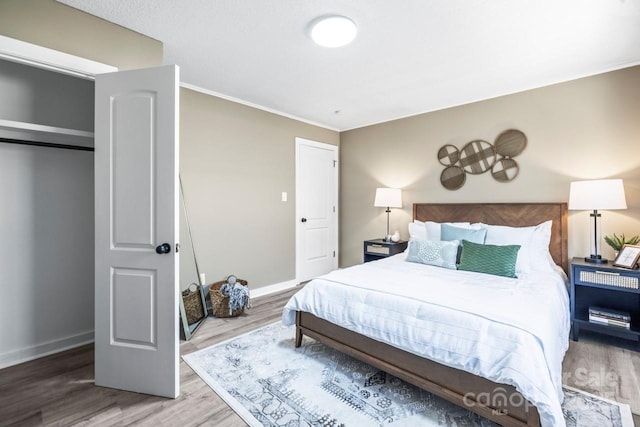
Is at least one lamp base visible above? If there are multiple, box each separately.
[585,255,608,264]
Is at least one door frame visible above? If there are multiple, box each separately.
[1,36,181,396]
[294,137,339,283]
[0,34,117,79]
[0,37,180,391]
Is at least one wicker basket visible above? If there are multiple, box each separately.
[181,285,205,324]
[209,279,248,318]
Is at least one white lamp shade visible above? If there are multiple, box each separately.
[568,179,627,210]
[374,188,402,208]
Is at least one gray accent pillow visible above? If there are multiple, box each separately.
[406,239,460,269]
[440,223,487,244]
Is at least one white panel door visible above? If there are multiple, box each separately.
[95,65,179,398]
[296,138,338,282]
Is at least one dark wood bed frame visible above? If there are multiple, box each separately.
[295,203,568,427]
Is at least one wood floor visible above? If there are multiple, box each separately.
[1,285,639,426]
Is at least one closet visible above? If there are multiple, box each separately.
[0,58,95,368]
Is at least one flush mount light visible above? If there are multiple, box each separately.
[310,15,357,48]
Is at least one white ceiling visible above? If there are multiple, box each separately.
[57,0,640,131]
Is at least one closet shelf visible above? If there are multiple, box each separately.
[0,119,94,149]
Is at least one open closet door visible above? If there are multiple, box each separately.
[94,65,180,398]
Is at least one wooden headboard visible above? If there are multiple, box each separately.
[413,203,568,273]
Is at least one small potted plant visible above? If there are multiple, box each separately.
[604,233,640,254]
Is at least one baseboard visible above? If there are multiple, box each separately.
[250,279,299,299]
[0,330,94,370]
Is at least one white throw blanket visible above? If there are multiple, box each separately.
[283,253,570,427]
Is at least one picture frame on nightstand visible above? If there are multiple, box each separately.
[613,244,640,269]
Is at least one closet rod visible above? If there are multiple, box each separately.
[0,136,94,152]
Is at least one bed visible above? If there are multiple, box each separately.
[283,203,570,427]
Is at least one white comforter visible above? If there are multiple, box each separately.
[282,253,570,427]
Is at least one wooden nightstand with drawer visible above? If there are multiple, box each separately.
[570,257,640,346]
[363,239,408,263]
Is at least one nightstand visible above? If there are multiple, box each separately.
[363,239,408,263]
[570,257,640,346]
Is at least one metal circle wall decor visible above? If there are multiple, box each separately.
[459,140,496,174]
[437,129,527,190]
[437,144,460,166]
[440,166,466,190]
[495,129,527,157]
[491,158,520,182]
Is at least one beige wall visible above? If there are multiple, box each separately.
[180,88,339,289]
[340,66,640,268]
[0,0,162,70]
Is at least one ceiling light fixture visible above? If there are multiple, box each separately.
[310,15,357,48]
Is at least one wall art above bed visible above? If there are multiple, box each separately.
[437,129,527,190]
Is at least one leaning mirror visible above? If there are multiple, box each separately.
[179,176,207,340]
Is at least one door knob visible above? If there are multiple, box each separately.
[155,243,171,254]
[301,218,307,223]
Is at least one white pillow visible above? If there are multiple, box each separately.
[408,220,428,241]
[531,221,555,271]
[524,220,554,273]
[482,220,554,275]
[409,220,476,241]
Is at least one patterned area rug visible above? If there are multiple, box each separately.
[183,322,633,427]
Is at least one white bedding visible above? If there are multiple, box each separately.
[282,253,570,427]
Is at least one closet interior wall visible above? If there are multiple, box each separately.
[0,59,95,368]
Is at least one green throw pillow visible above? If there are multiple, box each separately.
[458,240,521,278]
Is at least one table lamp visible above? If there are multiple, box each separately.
[374,188,402,241]
[568,179,627,263]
